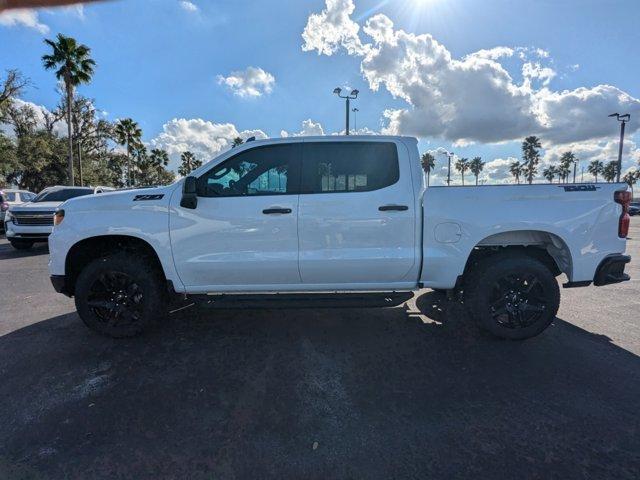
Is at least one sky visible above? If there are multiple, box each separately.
[1,0,640,184]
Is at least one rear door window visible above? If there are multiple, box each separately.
[301,142,399,194]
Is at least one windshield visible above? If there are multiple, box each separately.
[33,188,92,203]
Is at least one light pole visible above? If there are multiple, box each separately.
[609,113,630,182]
[333,87,359,135]
[77,139,83,187]
[352,107,359,132]
[446,151,454,186]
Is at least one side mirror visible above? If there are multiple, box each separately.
[180,176,198,209]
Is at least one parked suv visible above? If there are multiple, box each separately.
[0,189,36,232]
[5,186,113,250]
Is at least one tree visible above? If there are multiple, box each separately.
[420,152,435,186]
[0,69,29,122]
[509,161,522,184]
[138,148,175,186]
[542,166,558,183]
[588,160,604,183]
[455,157,469,185]
[178,151,202,177]
[468,156,485,185]
[602,161,618,183]
[622,170,638,198]
[231,137,244,148]
[558,152,575,183]
[113,118,142,187]
[42,33,96,186]
[522,136,542,184]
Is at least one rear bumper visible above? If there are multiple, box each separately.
[593,254,631,287]
[50,275,72,297]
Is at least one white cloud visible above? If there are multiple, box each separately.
[302,1,640,147]
[280,119,325,137]
[0,8,49,34]
[217,66,275,98]
[522,62,556,86]
[179,1,198,12]
[301,0,367,56]
[150,118,267,170]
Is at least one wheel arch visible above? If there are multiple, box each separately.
[462,229,573,283]
[64,234,167,296]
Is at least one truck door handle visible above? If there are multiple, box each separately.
[262,207,292,215]
[378,205,409,211]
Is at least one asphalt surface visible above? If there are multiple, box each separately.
[1,223,639,479]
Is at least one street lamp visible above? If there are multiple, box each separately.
[333,87,359,135]
[352,107,359,132]
[609,113,630,182]
[446,151,454,186]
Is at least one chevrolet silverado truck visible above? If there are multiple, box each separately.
[48,136,632,339]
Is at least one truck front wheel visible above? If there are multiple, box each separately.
[464,252,560,340]
[75,252,167,338]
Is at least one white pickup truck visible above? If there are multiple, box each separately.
[48,136,632,339]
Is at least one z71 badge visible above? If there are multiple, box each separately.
[133,194,165,201]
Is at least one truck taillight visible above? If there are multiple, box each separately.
[614,190,632,238]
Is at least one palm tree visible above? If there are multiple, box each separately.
[468,157,485,185]
[113,118,143,187]
[559,151,577,183]
[420,152,435,186]
[455,157,469,185]
[231,137,244,148]
[542,166,558,183]
[42,33,96,186]
[178,151,202,177]
[150,148,170,169]
[509,161,522,184]
[588,160,604,183]
[622,170,638,198]
[522,136,542,184]
[602,161,618,183]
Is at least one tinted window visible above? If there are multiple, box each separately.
[5,192,16,201]
[198,144,300,197]
[302,142,399,193]
[33,188,93,202]
[21,192,35,202]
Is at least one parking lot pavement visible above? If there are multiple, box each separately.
[1,224,639,479]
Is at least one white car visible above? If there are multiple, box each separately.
[5,185,113,250]
[47,136,632,340]
[0,189,36,231]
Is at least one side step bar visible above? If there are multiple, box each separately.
[189,291,415,310]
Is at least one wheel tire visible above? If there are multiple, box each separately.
[10,240,34,250]
[464,251,560,340]
[75,252,167,338]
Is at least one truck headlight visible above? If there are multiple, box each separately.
[54,209,65,226]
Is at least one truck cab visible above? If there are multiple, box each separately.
[47,136,631,340]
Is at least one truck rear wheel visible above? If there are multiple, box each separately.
[464,252,560,340]
[75,252,166,338]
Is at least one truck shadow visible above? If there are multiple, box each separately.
[0,239,49,260]
[1,292,639,479]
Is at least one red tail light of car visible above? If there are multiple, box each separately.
[614,190,632,238]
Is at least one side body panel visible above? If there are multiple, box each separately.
[420,183,628,289]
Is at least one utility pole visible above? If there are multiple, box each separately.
[447,151,454,186]
[77,139,83,187]
[352,107,359,132]
[333,87,359,135]
[581,167,584,183]
[609,113,630,182]
[573,160,577,184]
